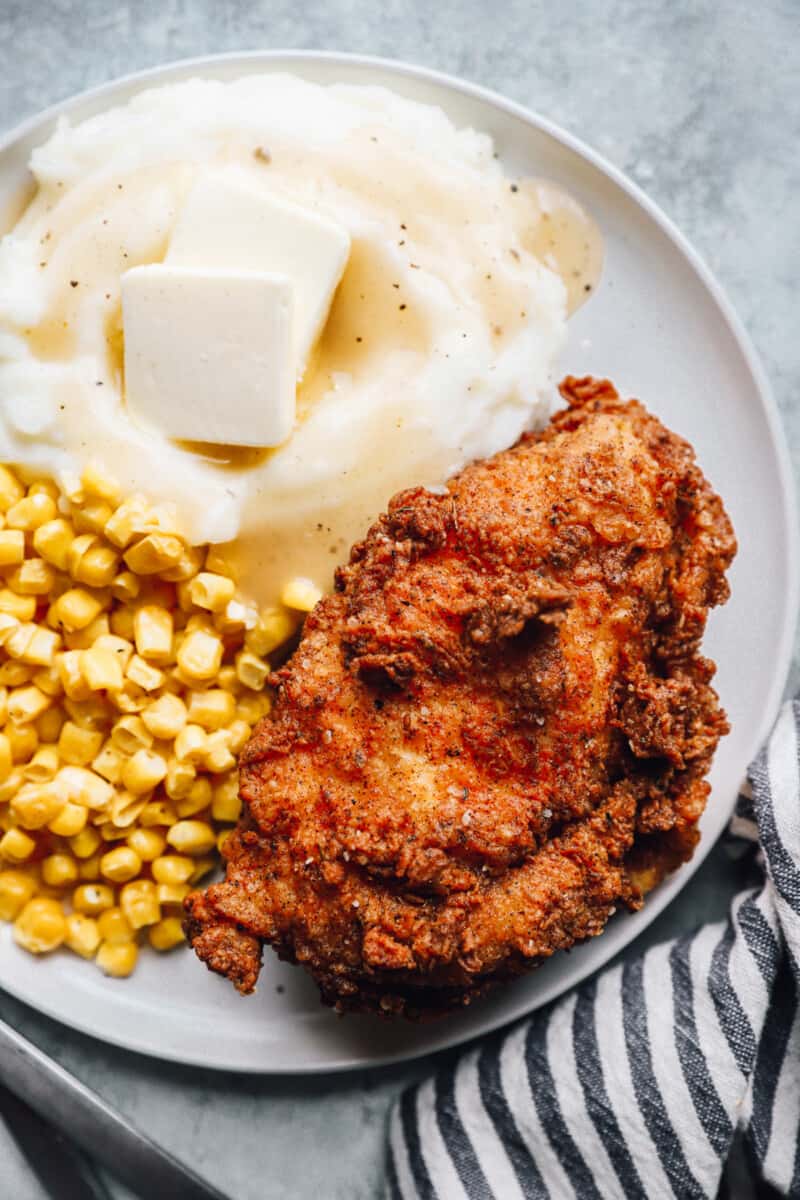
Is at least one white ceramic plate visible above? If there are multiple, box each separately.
[0,52,796,1073]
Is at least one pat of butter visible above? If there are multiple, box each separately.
[166,175,351,377]
[121,265,295,448]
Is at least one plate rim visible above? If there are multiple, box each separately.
[0,49,797,1073]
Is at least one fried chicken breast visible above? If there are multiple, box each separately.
[185,377,736,1018]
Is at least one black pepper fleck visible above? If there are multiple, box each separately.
[70,280,78,288]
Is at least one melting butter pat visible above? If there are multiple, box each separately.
[167,175,351,377]
[121,265,295,448]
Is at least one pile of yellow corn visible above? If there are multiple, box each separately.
[0,462,318,977]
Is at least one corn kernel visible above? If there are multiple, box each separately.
[7,558,55,596]
[281,578,322,613]
[213,600,250,636]
[0,733,12,784]
[100,845,142,883]
[57,766,113,811]
[0,870,37,920]
[96,940,138,977]
[141,693,186,740]
[186,688,235,731]
[248,607,296,657]
[57,650,91,701]
[32,662,63,699]
[0,613,19,648]
[6,493,57,531]
[7,722,38,762]
[235,649,270,691]
[125,654,164,692]
[121,748,167,795]
[62,613,111,651]
[13,897,66,953]
[33,518,75,570]
[107,681,147,714]
[0,828,36,862]
[41,854,79,888]
[73,499,115,537]
[53,588,103,632]
[64,912,100,958]
[77,853,102,881]
[174,724,207,764]
[37,705,64,744]
[108,790,147,829]
[164,757,195,801]
[119,878,160,929]
[48,802,88,837]
[189,572,236,612]
[0,466,24,512]
[67,533,98,578]
[151,855,194,885]
[96,820,128,841]
[110,714,152,754]
[212,773,242,823]
[81,465,120,505]
[155,882,190,907]
[161,545,204,584]
[126,827,166,862]
[177,629,222,682]
[95,633,133,668]
[148,916,185,951]
[8,685,52,725]
[133,605,173,663]
[216,828,233,855]
[227,719,251,755]
[188,855,217,885]
[166,819,215,856]
[110,571,140,604]
[203,730,235,774]
[10,783,64,829]
[22,745,59,782]
[58,721,103,766]
[27,479,59,500]
[2,623,35,660]
[63,695,112,731]
[124,534,183,575]
[213,666,239,695]
[0,530,25,566]
[104,495,153,549]
[236,693,272,725]
[25,631,62,673]
[79,645,123,693]
[89,743,122,785]
[78,545,119,589]
[175,776,212,818]
[72,883,114,916]
[0,770,21,802]
[0,589,36,621]
[96,907,133,946]
[109,606,135,640]
[69,826,101,859]
[139,799,177,827]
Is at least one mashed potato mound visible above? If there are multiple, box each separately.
[0,75,568,608]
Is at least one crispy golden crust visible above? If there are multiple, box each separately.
[185,377,736,1018]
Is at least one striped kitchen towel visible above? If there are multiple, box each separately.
[387,698,800,1199]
